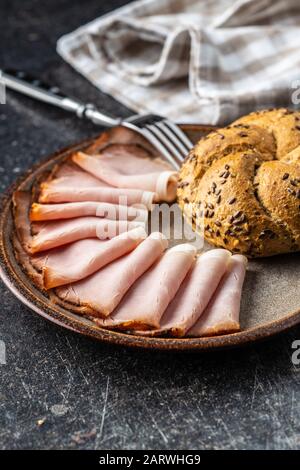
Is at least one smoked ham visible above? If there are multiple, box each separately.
[30,217,145,253]
[12,153,249,339]
[45,161,105,189]
[39,159,155,209]
[94,244,196,330]
[13,235,44,289]
[56,232,168,316]
[187,255,247,337]
[132,249,232,337]
[38,226,147,289]
[73,151,178,202]
[30,201,148,222]
[39,185,155,210]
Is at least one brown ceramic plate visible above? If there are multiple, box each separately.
[1,124,300,351]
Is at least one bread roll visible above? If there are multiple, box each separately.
[178,108,300,257]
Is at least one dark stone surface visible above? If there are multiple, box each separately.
[1,0,300,450]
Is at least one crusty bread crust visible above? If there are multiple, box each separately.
[178,108,300,257]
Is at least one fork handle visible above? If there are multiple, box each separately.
[0,69,120,127]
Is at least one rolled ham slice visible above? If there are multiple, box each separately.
[95,244,197,331]
[37,226,147,289]
[187,255,247,337]
[29,217,145,253]
[39,185,155,210]
[154,249,232,337]
[30,202,148,222]
[73,151,178,202]
[56,232,168,316]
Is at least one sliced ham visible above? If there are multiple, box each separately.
[13,234,44,289]
[94,244,197,330]
[46,164,105,190]
[29,217,145,253]
[73,151,178,202]
[56,232,168,317]
[30,201,148,222]
[38,226,147,289]
[53,160,100,179]
[39,185,155,210]
[187,255,247,337]
[39,160,155,209]
[154,249,232,337]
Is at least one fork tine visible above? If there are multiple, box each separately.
[146,124,184,167]
[123,113,193,169]
[140,127,180,170]
[163,120,194,151]
[154,121,190,160]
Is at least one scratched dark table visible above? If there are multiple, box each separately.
[1,0,300,451]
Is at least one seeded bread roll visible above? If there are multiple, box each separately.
[178,108,300,257]
[233,108,300,158]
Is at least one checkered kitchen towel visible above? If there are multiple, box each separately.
[57,0,300,125]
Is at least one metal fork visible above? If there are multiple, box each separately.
[1,69,193,170]
[124,114,193,169]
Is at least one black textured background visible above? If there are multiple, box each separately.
[1,0,300,450]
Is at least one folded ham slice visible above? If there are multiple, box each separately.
[13,235,44,289]
[30,202,148,222]
[39,159,155,209]
[148,249,232,337]
[187,255,247,337]
[73,151,178,202]
[94,244,196,330]
[46,162,105,189]
[30,217,145,253]
[37,226,147,289]
[56,232,168,317]
[39,185,154,210]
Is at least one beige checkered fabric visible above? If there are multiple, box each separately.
[57,0,300,125]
